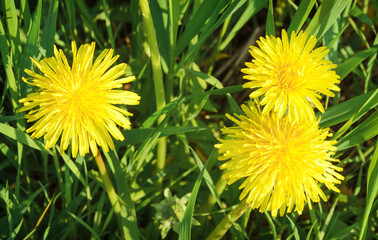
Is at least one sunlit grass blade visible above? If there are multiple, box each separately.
[0,123,51,154]
[335,46,378,80]
[319,89,377,128]
[332,89,378,139]
[179,0,247,66]
[219,0,267,51]
[305,0,351,40]
[287,0,316,34]
[286,216,300,240]
[359,141,378,240]
[336,110,378,151]
[175,0,226,57]
[266,0,275,36]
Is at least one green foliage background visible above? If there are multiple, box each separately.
[0,0,377,239]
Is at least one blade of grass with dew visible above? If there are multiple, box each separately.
[0,123,51,154]
[335,46,378,81]
[305,0,351,41]
[219,0,267,51]
[266,0,275,36]
[287,0,316,34]
[179,0,247,66]
[66,211,101,240]
[359,141,378,240]
[336,110,378,151]
[40,0,59,57]
[319,89,378,128]
[178,146,213,240]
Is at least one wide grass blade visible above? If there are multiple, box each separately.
[336,110,378,151]
[266,0,275,36]
[319,89,378,128]
[306,0,351,40]
[287,0,317,34]
[335,46,378,81]
[359,141,378,239]
[40,0,59,57]
[0,123,51,154]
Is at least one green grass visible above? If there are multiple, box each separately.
[0,0,377,239]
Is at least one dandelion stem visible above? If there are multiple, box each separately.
[94,151,124,238]
[206,199,251,240]
[139,0,167,187]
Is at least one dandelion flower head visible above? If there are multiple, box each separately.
[215,101,344,217]
[242,29,340,121]
[19,42,140,158]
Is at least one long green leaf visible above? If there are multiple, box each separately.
[40,0,59,57]
[220,0,267,51]
[359,141,378,239]
[287,0,317,34]
[0,123,51,154]
[306,0,351,40]
[336,110,378,151]
[178,146,211,240]
[266,0,275,36]
[20,0,42,97]
[319,89,377,128]
[335,46,378,81]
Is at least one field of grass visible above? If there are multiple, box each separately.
[1,0,378,239]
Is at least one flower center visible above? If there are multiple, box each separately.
[277,64,305,91]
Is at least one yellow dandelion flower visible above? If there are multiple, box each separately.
[215,101,344,217]
[242,29,340,121]
[19,42,141,158]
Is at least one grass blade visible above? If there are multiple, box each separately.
[359,141,378,239]
[306,0,351,40]
[178,146,213,240]
[287,0,316,34]
[40,0,59,57]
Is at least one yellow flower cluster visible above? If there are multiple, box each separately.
[19,42,140,157]
[215,30,344,217]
